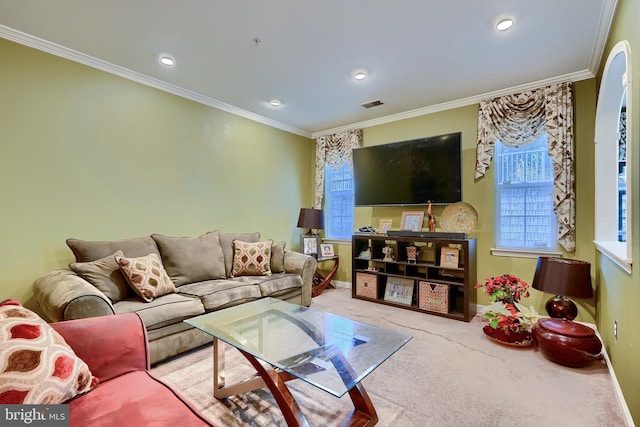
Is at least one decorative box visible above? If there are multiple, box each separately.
[355,273,378,299]
[418,281,449,314]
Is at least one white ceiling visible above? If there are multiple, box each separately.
[0,0,618,138]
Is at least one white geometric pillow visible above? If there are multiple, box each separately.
[115,253,176,302]
[231,240,273,277]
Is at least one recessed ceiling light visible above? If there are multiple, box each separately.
[269,99,282,106]
[352,69,368,81]
[496,18,514,31]
[158,54,175,67]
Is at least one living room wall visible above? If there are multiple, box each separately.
[334,78,598,326]
[593,0,640,423]
[0,38,315,312]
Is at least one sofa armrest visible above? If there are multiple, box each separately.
[33,270,115,322]
[51,313,150,382]
[283,251,317,307]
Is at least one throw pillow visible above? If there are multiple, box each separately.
[0,299,98,404]
[270,241,287,273]
[151,231,226,286]
[69,250,130,302]
[230,239,273,277]
[219,232,260,277]
[115,253,176,302]
[66,236,160,262]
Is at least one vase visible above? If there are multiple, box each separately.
[483,325,533,347]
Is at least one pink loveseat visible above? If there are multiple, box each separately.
[51,312,215,427]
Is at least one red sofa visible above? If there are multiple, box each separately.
[51,313,215,427]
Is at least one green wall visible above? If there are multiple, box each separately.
[594,0,640,423]
[334,80,598,326]
[0,38,315,312]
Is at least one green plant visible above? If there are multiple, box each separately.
[480,301,541,334]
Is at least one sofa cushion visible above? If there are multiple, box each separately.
[114,293,205,330]
[69,250,131,303]
[151,232,226,286]
[256,273,304,297]
[270,241,286,273]
[67,236,160,263]
[115,253,176,303]
[231,239,273,277]
[0,300,98,404]
[68,370,213,427]
[178,279,262,311]
[219,232,260,276]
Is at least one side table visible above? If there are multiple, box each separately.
[312,255,339,297]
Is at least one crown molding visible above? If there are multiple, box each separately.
[589,0,619,75]
[311,69,595,138]
[0,25,311,138]
[1,20,605,141]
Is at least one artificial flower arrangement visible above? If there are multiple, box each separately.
[475,274,540,344]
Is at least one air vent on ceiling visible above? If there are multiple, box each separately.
[361,99,384,109]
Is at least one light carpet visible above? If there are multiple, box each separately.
[151,288,628,426]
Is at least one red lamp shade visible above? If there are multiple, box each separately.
[297,208,324,235]
[531,257,593,320]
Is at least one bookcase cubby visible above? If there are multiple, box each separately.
[352,233,477,322]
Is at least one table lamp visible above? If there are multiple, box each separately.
[297,208,324,235]
[531,257,602,368]
[531,256,593,321]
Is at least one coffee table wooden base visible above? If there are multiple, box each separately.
[212,339,378,427]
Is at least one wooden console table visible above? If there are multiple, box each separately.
[312,255,339,297]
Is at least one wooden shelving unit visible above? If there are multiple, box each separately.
[352,233,477,322]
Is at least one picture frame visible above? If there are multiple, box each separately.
[440,247,459,269]
[378,218,393,234]
[358,245,372,260]
[301,235,320,258]
[384,277,415,305]
[320,243,334,257]
[400,211,424,232]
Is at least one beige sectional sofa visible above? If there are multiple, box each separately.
[33,231,317,364]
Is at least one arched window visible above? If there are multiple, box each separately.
[594,40,633,273]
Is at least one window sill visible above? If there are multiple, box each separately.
[490,247,562,259]
[322,238,351,245]
[594,240,632,274]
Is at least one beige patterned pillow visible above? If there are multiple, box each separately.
[231,239,273,277]
[115,253,176,302]
[0,299,98,404]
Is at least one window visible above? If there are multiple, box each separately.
[595,40,632,273]
[324,162,354,240]
[494,133,557,251]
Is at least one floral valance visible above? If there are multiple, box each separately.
[314,129,362,209]
[475,82,575,252]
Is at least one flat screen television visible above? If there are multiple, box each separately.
[353,132,462,206]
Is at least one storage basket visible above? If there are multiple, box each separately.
[355,273,378,299]
[418,281,449,314]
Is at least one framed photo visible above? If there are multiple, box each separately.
[358,245,372,259]
[378,218,393,234]
[320,243,334,257]
[301,235,320,257]
[400,211,424,232]
[384,277,415,305]
[440,247,459,269]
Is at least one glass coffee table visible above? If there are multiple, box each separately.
[185,297,412,426]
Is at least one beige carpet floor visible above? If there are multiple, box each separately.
[152,288,629,427]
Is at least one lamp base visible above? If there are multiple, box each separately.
[545,295,578,320]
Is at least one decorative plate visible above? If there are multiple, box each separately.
[440,202,478,234]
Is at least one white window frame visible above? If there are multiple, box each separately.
[491,135,561,259]
[323,162,354,241]
[595,40,633,273]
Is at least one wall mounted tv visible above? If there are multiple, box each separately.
[353,132,462,206]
